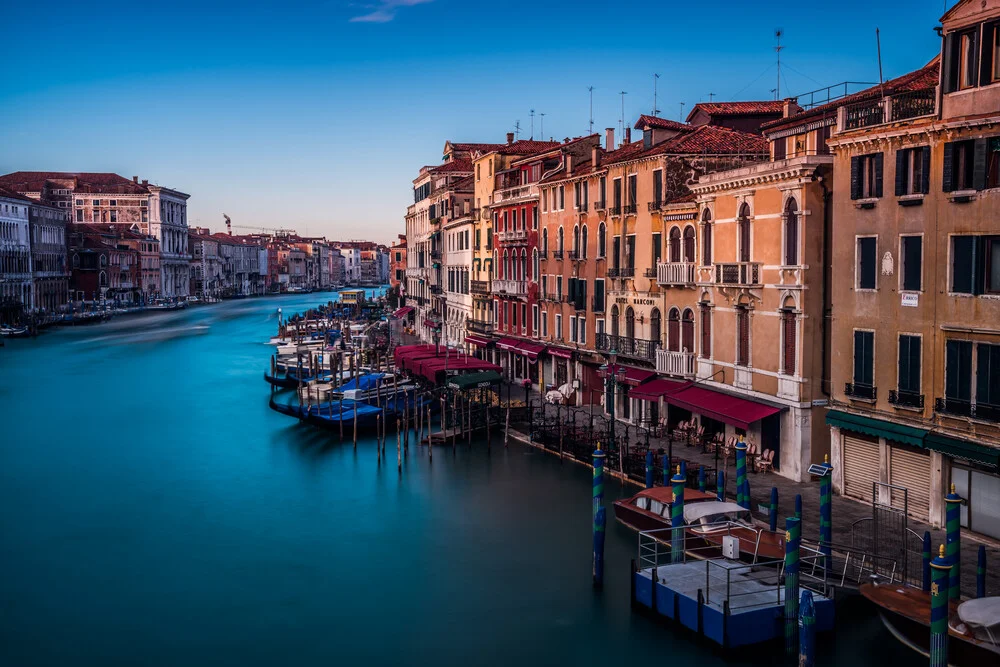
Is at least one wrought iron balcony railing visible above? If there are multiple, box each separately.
[888,389,924,409]
[845,382,876,401]
[595,333,658,361]
[935,397,999,422]
[714,262,761,286]
[623,203,637,215]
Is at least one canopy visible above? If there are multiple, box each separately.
[666,386,782,430]
[465,334,493,347]
[683,501,749,524]
[411,353,466,377]
[630,377,686,401]
[496,337,547,361]
[418,357,500,383]
[447,370,503,390]
[622,367,656,387]
[393,344,436,366]
[392,306,414,318]
[548,346,574,359]
[423,319,442,329]
[826,409,928,450]
[924,431,999,469]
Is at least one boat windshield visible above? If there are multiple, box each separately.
[697,511,751,527]
[635,497,669,517]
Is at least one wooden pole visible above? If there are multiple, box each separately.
[452,393,457,450]
[486,400,491,451]
[397,419,402,472]
[377,415,381,463]
[353,397,358,448]
[427,406,433,462]
[339,394,344,442]
[504,407,510,448]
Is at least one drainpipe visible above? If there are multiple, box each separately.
[818,174,832,398]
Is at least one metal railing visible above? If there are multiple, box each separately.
[888,389,924,409]
[714,262,761,286]
[845,382,876,400]
[595,333,658,361]
[471,280,490,295]
[890,88,936,122]
[647,200,663,212]
[551,249,564,259]
[609,206,622,216]
[843,98,885,130]
[935,397,999,421]
[492,279,527,296]
[618,267,635,278]
[623,203,637,215]
[466,319,494,334]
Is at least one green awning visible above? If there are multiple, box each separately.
[825,410,928,449]
[447,370,502,391]
[925,432,1000,469]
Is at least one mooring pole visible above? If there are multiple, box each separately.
[698,465,706,493]
[671,466,685,563]
[592,443,606,590]
[784,516,801,656]
[799,590,815,667]
[353,400,358,448]
[945,484,963,600]
[930,544,952,667]
[977,544,987,599]
[645,451,654,489]
[770,487,779,533]
[427,406,432,462]
[663,454,671,487]
[795,493,802,522]
[504,407,510,448]
[376,415,381,463]
[717,470,725,502]
[397,419,402,472]
[735,439,748,509]
[819,454,833,571]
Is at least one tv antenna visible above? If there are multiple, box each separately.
[679,101,685,121]
[619,91,628,144]
[708,92,715,102]
[653,74,661,115]
[774,28,784,100]
[530,109,535,139]
[588,86,595,134]
[540,112,546,140]
[514,120,521,140]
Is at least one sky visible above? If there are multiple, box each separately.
[1,0,950,244]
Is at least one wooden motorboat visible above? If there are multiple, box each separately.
[861,582,999,665]
[0,325,31,338]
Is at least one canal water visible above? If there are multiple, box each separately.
[0,294,920,667]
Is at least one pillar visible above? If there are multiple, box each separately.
[929,545,952,667]
[945,484,962,600]
[671,466,685,563]
[784,516,801,656]
[735,439,748,509]
[645,450,654,489]
[592,444,606,589]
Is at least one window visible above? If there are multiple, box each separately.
[652,169,663,205]
[781,309,796,375]
[701,209,712,265]
[857,237,877,290]
[668,227,681,263]
[952,235,1000,294]
[579,320,586,345]
[555,314,562,339]
[736,307,750,366]
[943,140,980,192]
[627,174,637,206]
[700,303,711,359]
[737,203,751,262]
[593,279,605,312]
[557,276,563,300]
[596,319,605,337]
[541,311,548,337]
[978,344,1000,419]
[852,330,875,397]
[612,236,620,270]
[613,178,622,209]
[581,225,588,259]
[850,153,884,199]
[570,316,578,343]
[945,340,973,415]
[598,223,606,257]
[542,228,548,253]
[533,305,539,332]
[898,335,921,396]
[895,146,930,196]
[626,235,636,270]
[773,137,787,161]
[558,186,565,210]
[652,232,662,266]
[681,309,694,353]
[683,227,695,263]
[989,138,1000,189]
[557,227,564,252]
[512,301,518,328]
[901,236,923,291]
[521,304,526,333]
[960,29,979,90]
[76,209,83,222]
[599,176,606,205]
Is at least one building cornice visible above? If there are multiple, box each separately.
[690,156,830,195]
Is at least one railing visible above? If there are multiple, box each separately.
[657,261,696,286]
[430,217,442,225]
[595,333,658,361]
[714,262,761,286]
[843,99,884,130]
[888,389,924,409]
[647,200,663,212]
[466,319,494,334]
[935,397,1000,421]
[430,285,443,295]
[492,279,527,296]
[618,267,635,278]
[643,268,656,278]
[845,382,876,401]
[430,249,442,260]
[471,280,490,295]
[623,203,637,215]
[607,267,620,278]
[578,202,589,212]
[594,200,607,211]
[890,88,936,122]
[840,88,937,131]
[609,205,622,216]
[656,349,695,378]
[492,183,538,204]
[551,249,564,259]
[568,250,580,260]
[495,229,528,243]
[404,267,426,277]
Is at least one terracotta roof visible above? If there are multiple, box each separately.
[686,101,784,121]
[763,58,940,132]
[449,143,507,154]
[633,114,692,132]
[430,158,473,174]
[0,185,34,202]
[494,139,561,155]
[603,125,766,165]
[510,134,600,166]
[0,171,151,195]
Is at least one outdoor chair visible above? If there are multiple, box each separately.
[757,449,774,474]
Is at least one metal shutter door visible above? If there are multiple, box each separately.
[843,433,879,502]
[889,446,931,523]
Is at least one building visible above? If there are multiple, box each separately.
[0,187,33,323]
[442,181,475,346]
[360,249,379,286]
[390,235,407,290]
[340,246,362,285]
[68,225,140,304]
[27,198,69,314]
[821,0,1000,536]
[189,229,223,299]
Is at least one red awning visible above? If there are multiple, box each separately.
[399,350,442,371]
[622,367,657,387]
[411,353,466,377]
[423,319,442,329]
[496,337,546,361]
[665,386,782,430]
[465,334,493,347]
[548,346,574,359]
[392,306,414,318]
[417,356,500,382]
[394,344,436,366]
[629,377,687,401]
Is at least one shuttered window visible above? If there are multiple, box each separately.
[901,236,922,291]
[700,304,711,359]
[943,140,986,192]
[853,330,874,387]
[843,434,879,501]
[681,310,694,354]
[895,147,931,196]
[652,232,662,266]
[626,235,636,270]
[782,310,796,375]
[898,335,921,394]
[737,205,751,262]
[857,237,877,289]
[668,310,680,352]
[784,201,798,266]
[702,219,712,265]
[976,343,1000,411]
[652,170,663,204]
[851,153,883,199]
[946,340,973,401]
[736,307,750,366]
[683,227,696,263]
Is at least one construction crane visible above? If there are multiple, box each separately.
[229,224,297,236]
[223,214,232,235]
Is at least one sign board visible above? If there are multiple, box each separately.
[807,463,832,477]
[901,292,919,308]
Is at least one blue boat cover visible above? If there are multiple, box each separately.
[337,373,389,392]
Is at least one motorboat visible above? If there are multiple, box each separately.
[0,325,31,338]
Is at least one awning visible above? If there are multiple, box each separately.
[666,386,782,430]
[423,319,442,329]
[418,357,501,382]
[465,334,493,347]
[496,337,547,361]
[447,370,502,390]
[924,432,998,469]
[394,344,436,366]
[392,306,414,318]
[825,410,928,450]
[630,377,687,401]
[548,346,574,359]
[622,367,656,387]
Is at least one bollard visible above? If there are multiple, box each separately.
[930,545,952,667]
[645,451,654,489]
[717,470,725,502]
[922,531,932,593]
[592,444,606,589]
[769,487,779,533]
[698,465,706,492]
[795,493,802,521]
[819,455,833,572]
[671,466,685,564]
[784,516,801,656]
[945,484,962,600]
[978,544,986,599]
[735,439,748,509]
[799,589,815,667]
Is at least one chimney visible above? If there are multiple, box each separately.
[605,128,615,150]
[591,146,600,167]
[782,97,803,119]
[624,127,632,144]
[565,154,573,175]
[141,179,148,186]
[132,176,138,183]
[506,132,514,145]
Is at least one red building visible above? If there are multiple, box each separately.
[68,225,141,304]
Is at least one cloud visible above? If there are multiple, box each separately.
[348,0,433,23]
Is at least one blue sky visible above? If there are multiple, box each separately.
[2,0,948,243]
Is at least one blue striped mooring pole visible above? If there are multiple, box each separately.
[922,531,932,592]
[799,589,815,667]
[784,516,801,656]
[671,466,685,563]
[698,465,706,492]
[645,450,654,489]
[930,545,952,667]
[795,493,802,521]
[945,484,962,600]
[769,487,778,533]
[978,544,987,599]
[735,439,748,509]
[717,470,725,501]
[662,454,670,486]
[592,444,606,589]
[819,455,833,571]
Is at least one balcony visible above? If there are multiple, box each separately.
[471,280,490,295]
[467,319,494,335]
[595,333,659,362]
[935,397,1000,422]
[493,183,538,205]
[492,279,528,297]
[657,262,696,286]
[430,217,442,225]
[617,267,635,278]
[609,206,622,216]
[647,200,663,212]
[430,249,442,260]
[594,200,607,211]
[656,349,695,379]
[643,268,656,278]
[568,250,581,260]
[714,262,761,286]
[845,383,876,401]
[551,249,564,260]
[405,267,428,278]
[623,203,637,216]
[495,228,528,243]
[839,87,937,132]
[889,389,925,410]
[430,285,443,295]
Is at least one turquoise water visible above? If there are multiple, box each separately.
[0,294,919,666]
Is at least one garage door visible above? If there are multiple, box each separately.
[843,433,880,502]
[889,445,931,523]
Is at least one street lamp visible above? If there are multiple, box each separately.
[601,348,628,450]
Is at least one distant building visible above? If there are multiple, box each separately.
[0,187,33,323]
[390,235,406,290]
[27,198,70,313]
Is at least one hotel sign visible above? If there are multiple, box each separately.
[615,297,656,306]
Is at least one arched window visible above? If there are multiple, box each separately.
[736,306,750,366]
[669,226,682,263]
[650,308,662,346]
[557,226,564,252]
[699,301,711,359]
[681,308,695,353]
[625,307,635,340]
[668,308,680,351]
[581,225,589,259]
[683,226,696,263]
[573,224,580,254]
[502,249,509,279]
[610,304,620,337]
[541,228,548,254]
[701,209,712,266]
[784,199,798,266]
[738,203,751,262]
[781,297,797,375]
[100,254,107,267]
[532,248,539,281]
[99,271,108,288]
[520,248,527,280]
[598,222,606,257]
[72,254,80,269]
